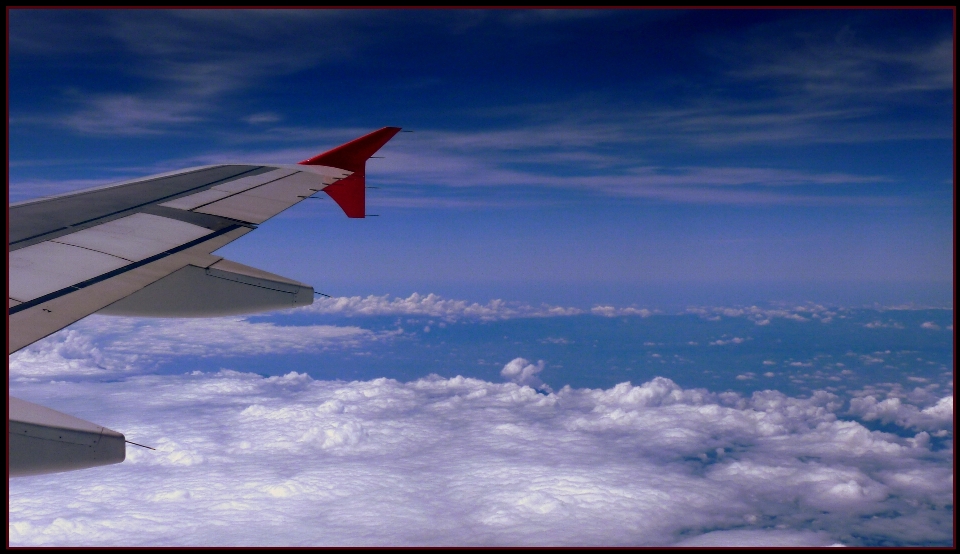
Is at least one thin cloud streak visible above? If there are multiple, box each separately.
[149,125,900,206]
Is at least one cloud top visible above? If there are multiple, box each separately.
[500,357,551,392]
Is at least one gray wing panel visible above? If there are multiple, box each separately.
[97,259,314,317]
[10,165,273,249]
[9,396,126,478]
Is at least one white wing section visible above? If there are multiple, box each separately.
[10,242,131,303]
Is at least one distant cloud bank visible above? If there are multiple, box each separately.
[305,292,584,321]
[307,293,949,324]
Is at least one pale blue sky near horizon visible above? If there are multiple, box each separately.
[8,9,954,308]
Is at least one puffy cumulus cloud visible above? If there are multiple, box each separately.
[920,321,941,330]
[849,396,953,432]
[500,358,551,392]
[8,373,952,547]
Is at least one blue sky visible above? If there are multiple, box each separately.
[8,9,954,307]
[7,9,955,547]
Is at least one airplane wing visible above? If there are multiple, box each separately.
[8,126,401,477]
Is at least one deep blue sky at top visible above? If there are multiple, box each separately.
[8,9,955,306]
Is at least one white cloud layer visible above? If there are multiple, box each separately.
[9,369,952,546]
[9,316,385,382]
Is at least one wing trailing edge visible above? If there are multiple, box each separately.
[299,127,401,218]
[97,258,314,317]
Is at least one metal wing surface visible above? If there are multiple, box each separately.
[8,127,401,477]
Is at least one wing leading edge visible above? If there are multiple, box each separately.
[8,127,400,477]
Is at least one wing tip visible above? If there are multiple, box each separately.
[301,127,402,218]
[298,127,402,172]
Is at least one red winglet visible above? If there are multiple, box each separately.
[299,127,401,218]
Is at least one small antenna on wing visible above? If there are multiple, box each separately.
[314,291,331,298]
[126,440,155,450]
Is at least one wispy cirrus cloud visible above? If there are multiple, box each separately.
[243,112,282,125]
[201,126,896,207]
[61,95,204,136]
[10,10,948,212]
[11,10,370,135]
[725,27,953,99]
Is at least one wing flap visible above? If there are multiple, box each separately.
[98,258,313,317]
